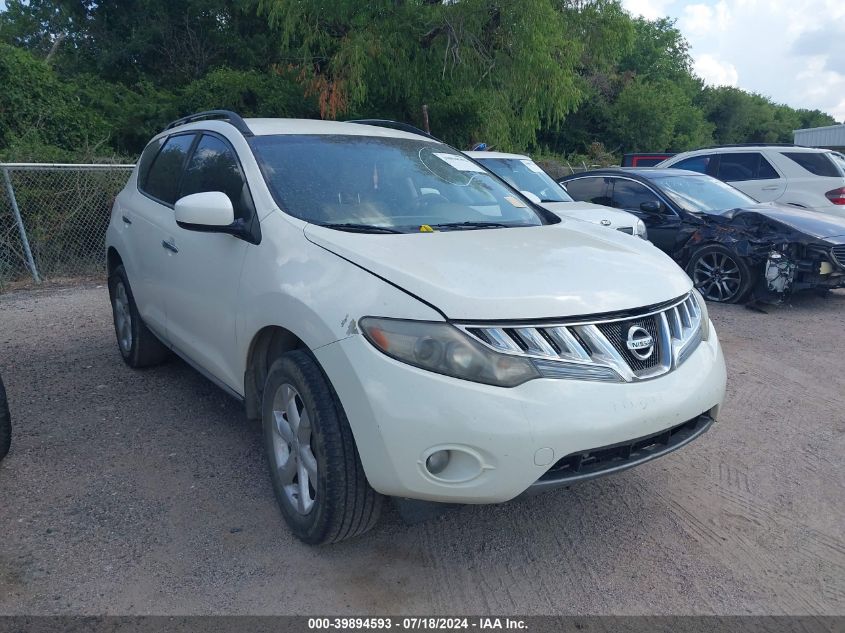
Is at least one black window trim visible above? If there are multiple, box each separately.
[564,175,679,217]
[137,131,200,209]
[608,176,679,217]
[177,130,258,219]
[715,151,782,182]
[136,129,262,244]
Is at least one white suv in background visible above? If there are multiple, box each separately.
[658,144,845,217]
[106,112,726,544]
[466,151,648,239]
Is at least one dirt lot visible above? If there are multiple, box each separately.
[0,283,843,615]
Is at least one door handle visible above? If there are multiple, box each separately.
[121,215,132,225]
[161,240,179,254]
[761,185,780,191]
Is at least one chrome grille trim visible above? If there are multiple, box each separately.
[455,292,704,383]
[832,245,845,268]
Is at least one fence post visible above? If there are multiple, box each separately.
[2,166,41,283]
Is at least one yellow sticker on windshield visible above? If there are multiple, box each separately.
[419,224,435,232]
[505,196,527,208]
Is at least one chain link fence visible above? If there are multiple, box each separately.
[0,164,135,290]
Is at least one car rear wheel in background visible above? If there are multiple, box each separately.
[0,373,10,460]
[687,244,755,304]
[108,264,170,368]
[261,350,383,544]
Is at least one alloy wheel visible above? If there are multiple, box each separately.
[270,383,318,514]
[113,282,133,353]
[693,252,743,302]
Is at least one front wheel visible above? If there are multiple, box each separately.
[262,350,383,544]
[108,265,170,368]
[687,245,755,304]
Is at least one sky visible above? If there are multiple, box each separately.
[622,0,845,123]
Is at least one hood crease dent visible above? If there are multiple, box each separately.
[304,222,692,321]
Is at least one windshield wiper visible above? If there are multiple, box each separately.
[318,222,403,234]
[431,221,511,230]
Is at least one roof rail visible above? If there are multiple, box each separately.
[347,119,439,141]
[698,143,798,150]
[164,110,253,137]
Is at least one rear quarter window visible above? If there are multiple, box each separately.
[781,152,840,177]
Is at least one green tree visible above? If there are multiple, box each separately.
[258,0,584,148]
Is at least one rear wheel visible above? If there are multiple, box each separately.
[108,265,170,368]
[262,350,382,544]
[687,245,755,304]
[0,374,10,460]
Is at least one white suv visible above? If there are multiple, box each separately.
[658,145,845,217]
[465,151,648,238]
[106,112,727,544]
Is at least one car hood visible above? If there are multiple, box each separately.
[732,203,845,240]
[541,201,638,230]
[304,221,692,321]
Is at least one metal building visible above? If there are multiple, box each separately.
[794,123,845,150]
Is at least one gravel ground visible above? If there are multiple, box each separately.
[0,283,843,615]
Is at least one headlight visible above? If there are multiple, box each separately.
[360,318,540,387]
[692,288,711,341]
[635,219,648,240]
[360,317,624,386]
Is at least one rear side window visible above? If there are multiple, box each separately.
[781,152,840,177]
[563,177,611,206]
[143,134,196,205]
[673,155,712,174]
[611,179,663,211]
[180,135,254,221]
[137,138,164,189]
[716,153,779,181]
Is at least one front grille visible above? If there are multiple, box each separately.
[596,315,661,373]
[616,226,634,235]
[457,293,703,383]
[533,414,713,487]
[832,245,845,268]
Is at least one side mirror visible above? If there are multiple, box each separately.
[639,200,663,214]
[175,192,235,231]
[520,190,542,205]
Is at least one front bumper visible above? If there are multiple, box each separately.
[314,325,726,504]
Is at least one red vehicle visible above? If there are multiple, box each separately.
[622,153,676,167]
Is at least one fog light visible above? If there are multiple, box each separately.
[425,450,451,475]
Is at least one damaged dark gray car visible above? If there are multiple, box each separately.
[560,168,845,303]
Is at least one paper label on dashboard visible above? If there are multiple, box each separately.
[434,153,486,172]
[520,159,544,174]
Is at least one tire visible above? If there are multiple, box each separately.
[261,350,383,544]
[0,374,10,461]
[687,244,756,304]
[108,264,170,368]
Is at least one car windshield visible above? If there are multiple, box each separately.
[653,174,758,213]
[475,157,573,203]
[249,135,545,232]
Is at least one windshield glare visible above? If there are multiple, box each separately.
[654,174,758,213]
[249,135,544,232]
[475,157,573,203]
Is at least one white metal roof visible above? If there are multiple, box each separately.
[794,123,845,149]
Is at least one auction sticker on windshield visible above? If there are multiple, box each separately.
[520,159,545,173]
[433,153,486,172]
